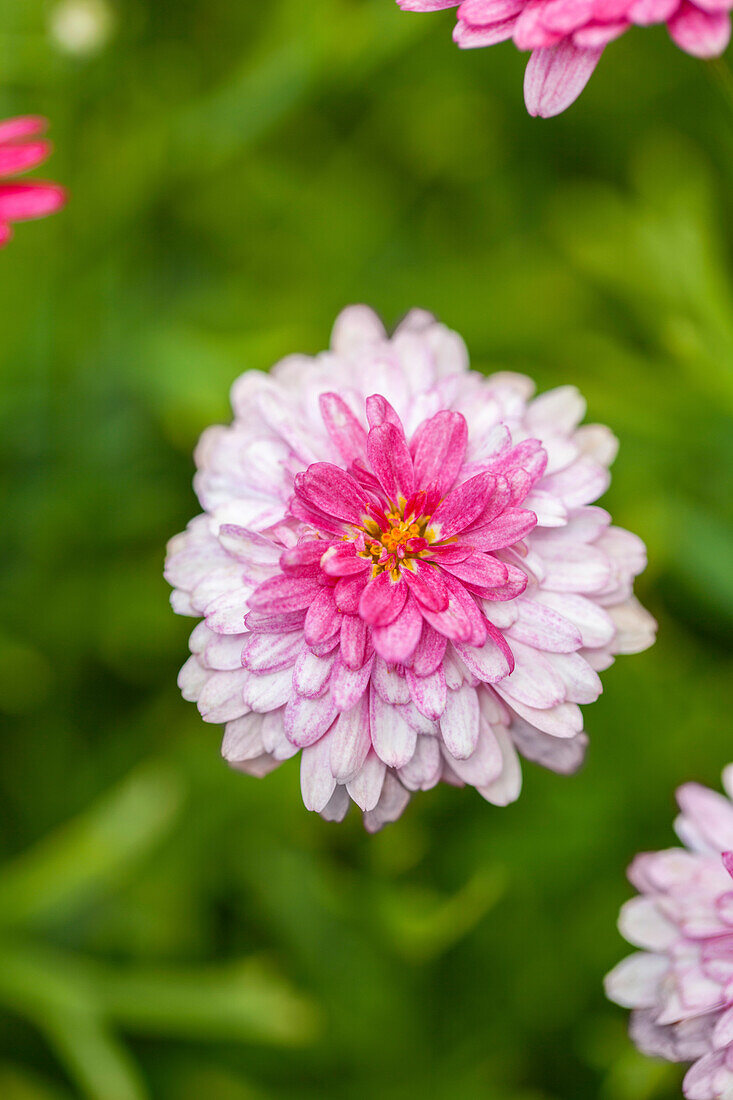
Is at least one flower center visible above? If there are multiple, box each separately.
[355,494,437,578]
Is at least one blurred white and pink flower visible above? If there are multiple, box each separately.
[396,0,732,117]
[0,117,66,249]
[606,769,733,1100]
[165,306,655,831]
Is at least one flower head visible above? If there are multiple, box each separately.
[606,769,733,1100]
[166,306,655,831]
[0,116,66,249]
[396,0,732,117]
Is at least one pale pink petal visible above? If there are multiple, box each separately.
[372,657,411,705]
[284,693,338,747]
[329,696,371,782]
[398,736,443,791]
[477,725,523,805]
[222,713,266,763]
[330,304,386,352]
[453,628,514,684]
[241,667,293,712]
[406,667,448,720]
[508,599,582,653]
[293,647,335,697]
[198,669,251,723]
[330,654,375,710]
[446,721,503,786]
[301,734,337,812]
[524,42,605,118]
[241,632,302,672]
[440,684,481,759]
[370,689,418,767]
[346,751,386,812]
[363,774,411,833]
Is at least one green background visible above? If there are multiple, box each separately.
[0,1,731,1097]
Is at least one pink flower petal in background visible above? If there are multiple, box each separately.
[166,306,656,831]
[606,767,733,1099]
[397,0,733,115]
[0,116,66,249]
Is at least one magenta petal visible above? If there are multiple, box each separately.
[367,422,415,502]
[0,116,47,143]
[334,572,368,614]
[319,392,368,465]
[359,571,408,627]
[419,586,474,644]
[411,622,448,676]
[365,393,403,429]
[249,574,323,614]
[430,472,496,540]
[280,540,333,572]
[0,140,52,179]
[320,543,370,577]
[402,560,450,612]
[458,0,523,21]
[371,593,424,664]
[0,182,67,222]
[524,41,604,118]
[304,587,341,645]
[294,462,369,524]
[441,552,509,593]
[412,410,468,495]
[667,3,731,56]
[340,614,368,670]
[0,223,12,248]
[398,0,460,8]
[468,509,538,551]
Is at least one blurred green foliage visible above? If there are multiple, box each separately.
[0,0,731,1096]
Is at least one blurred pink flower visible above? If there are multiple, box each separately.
[397,0,732,116]
[166,306,655,831]
[0,116,66,248]
[606,768,733,1099]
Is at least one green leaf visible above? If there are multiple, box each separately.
[0,762,184,927]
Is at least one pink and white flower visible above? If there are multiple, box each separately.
[0,116,66,249]
[166,306,655,831]
[606,769,733,1100]
[396,0,732,117]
